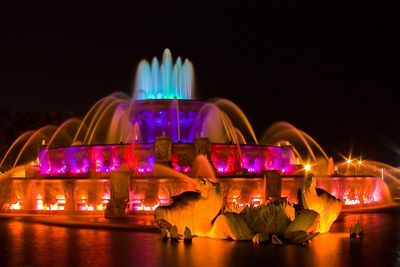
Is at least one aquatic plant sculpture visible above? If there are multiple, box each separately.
[154,174,341,244]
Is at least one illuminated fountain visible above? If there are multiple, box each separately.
[0,49,394,216]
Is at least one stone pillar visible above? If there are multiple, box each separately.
[194,137,211,159]
[263,170,282,202]
[194,137,216,173]
[63,180,77,212]
[155,137,172,167]
[105,168,130,218]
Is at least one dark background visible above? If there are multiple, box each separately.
[0,1,398,165]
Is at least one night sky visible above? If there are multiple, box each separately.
[0,2,398,165]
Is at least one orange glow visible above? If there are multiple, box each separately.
[36,194,45,210]
[226,196,264,209]
[77,197,109,211]
[96,199,109,211]
[310,232,348,266]
[131,198,162,211]
[32,194,66,210]
[304,164,311,172]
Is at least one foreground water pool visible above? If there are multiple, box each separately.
[1,208,399,267]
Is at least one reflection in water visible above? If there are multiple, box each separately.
[1,210,400,267]
[310,233,349,267]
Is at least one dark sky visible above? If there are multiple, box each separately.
[0,2,398,165]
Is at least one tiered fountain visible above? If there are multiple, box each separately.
[0,49,394,214]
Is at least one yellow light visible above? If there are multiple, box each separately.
[346,159,352,164]
[304,164,311,172]
[10,201,22,210]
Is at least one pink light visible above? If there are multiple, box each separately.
[146,167,153,172]
[131,199,142,204]
[56,164,67,174]
[159,199,169,205]
[217,166,228,173]
[95,158,103,172]
[372,190,382,202]
[134,165,153,174]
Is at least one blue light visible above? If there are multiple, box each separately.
[134,49,194,100]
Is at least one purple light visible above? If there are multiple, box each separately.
[174,166,181,172]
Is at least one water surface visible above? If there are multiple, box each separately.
[1,209,399,267]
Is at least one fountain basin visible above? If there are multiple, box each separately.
[1,175,391,213]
